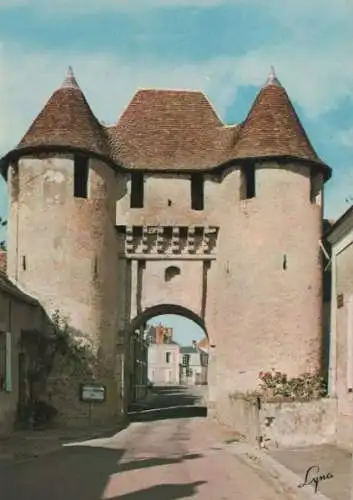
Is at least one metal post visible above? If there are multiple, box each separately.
[88,402,92,426]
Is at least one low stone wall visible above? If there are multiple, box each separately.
[260,397,336,449]
[208,394,259,444]
[334,398,353,452]
[210,393,337,449]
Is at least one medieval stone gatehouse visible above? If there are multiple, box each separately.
[0,66,331,425]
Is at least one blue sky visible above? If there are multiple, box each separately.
[147,315,205,346]
[1,0,353,340]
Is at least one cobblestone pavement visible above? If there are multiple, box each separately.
[0,386,297,499]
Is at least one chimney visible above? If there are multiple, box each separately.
[192,340,197,349]
[0,251,7,274]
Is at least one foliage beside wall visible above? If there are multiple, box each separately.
[50,309,97,376]
[19,309,97,428]
[258,370,327,400]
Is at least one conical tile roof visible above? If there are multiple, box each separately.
[1,67,331,181]
[14,67,109,158]
[233,67,330,178]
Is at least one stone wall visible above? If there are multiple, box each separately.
[331,240,353,450]
[5,152,325,426]
[210,393,336,449]
[6,154,126,427]
[117,162,324,413]
[209,394,259,445]
[260,398,336,449]
[212,162,323,403]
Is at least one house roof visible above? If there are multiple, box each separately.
[11,67,109,161]
[1,67,331,179]
[325,205,353,245]
[197,336,209,353]
[147,325,178,345]
[149,339,179,346]
[180,346,198,354]
[0,272,38,305]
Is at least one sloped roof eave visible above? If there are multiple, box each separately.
[0,144,121,179]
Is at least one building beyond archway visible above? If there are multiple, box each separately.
[126,307,208,402]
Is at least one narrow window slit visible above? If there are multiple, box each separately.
[130,172,144,208]
[191,174,204,210]
[74,155,89,198]
[283,254,287,270]
[243,164,256,199]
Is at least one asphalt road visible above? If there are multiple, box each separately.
[0,385,292,499]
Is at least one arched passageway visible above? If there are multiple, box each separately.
[127,304,209,409]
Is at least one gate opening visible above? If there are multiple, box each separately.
[127,306,209,419]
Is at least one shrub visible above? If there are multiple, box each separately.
[258,369,327,399]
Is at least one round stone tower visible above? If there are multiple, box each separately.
[209,68,332,406]
[1,68,123,425]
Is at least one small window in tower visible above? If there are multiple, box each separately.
[310,170,322,205]
[191,174,204,210]
[243,164,256,199]
[166,352,171,364]
[130,172,144,208]
[73,155,89,198]
[165,266,181,282]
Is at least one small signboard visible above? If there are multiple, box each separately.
[80,384,106,403]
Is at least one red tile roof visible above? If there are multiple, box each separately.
[107,89,240,170]
[2,67,331,180]
[14,67,109,159]
[233,72,325,170]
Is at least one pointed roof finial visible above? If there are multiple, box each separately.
[264,66,281,87]
[61,66,80,89]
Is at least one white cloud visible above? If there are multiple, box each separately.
[2,37,353,153]
[0,44,245,154]
[0,0,353,221]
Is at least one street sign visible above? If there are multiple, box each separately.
[80,384,106,403]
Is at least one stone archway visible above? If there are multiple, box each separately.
[122,230,217,409]
[129,303,208,337]
[127,303,209,404]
